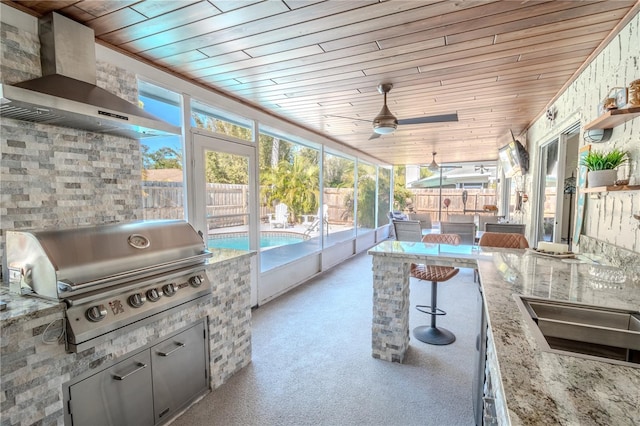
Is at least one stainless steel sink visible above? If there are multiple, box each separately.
[515,295,640,368]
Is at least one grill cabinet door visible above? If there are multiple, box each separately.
[69,350,153,425]
[151,321,208,423]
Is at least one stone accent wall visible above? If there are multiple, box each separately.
[0,21,40,84]
[524,13,640,254]
[0,22,145,277]
[0,253,253,425]
[485,327,509,425]
[207,254,253,388]
[371,257,410,363]
[96,60,139,105]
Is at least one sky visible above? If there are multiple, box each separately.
[140,95,183,154]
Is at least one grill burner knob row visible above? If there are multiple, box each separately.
[163,283,177,297]
[86,305,107,322]
[128,293,146,308]
[189,275,204,287]
[146,288,162,302]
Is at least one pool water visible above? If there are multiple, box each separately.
[208,233,304,250]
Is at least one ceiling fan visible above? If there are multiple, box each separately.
[475,165,495,174]
[327,83,458,139]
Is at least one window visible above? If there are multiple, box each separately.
[258,128,321,271]
[191,99,253,142]
[356,161,377,234]
[377,167,391,227]
[138,80,184,220]
[323,151,356,245]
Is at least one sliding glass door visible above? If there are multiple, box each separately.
[536,140,559,243]
[534,125,580,246]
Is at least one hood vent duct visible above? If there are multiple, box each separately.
[0,12,180,139]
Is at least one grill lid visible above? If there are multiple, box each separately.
[7,220,211,299]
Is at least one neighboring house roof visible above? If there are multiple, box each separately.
[408,165,496,188]
[143,168,183,182]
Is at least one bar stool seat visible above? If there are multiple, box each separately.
[411,233,461,345]
[411,264,459,282]
[478,232,529,248]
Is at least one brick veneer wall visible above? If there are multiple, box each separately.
[524,12,640,253]
[1,22,144,278]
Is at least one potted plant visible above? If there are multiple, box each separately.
[580,148,629,187]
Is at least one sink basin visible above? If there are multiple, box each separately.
[515,296,640,368]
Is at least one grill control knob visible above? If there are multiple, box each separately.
[128,293,146,308]
[86,305,107,322]
[162,283,177,297]
[189,275,204,287]
[146,288,162,302]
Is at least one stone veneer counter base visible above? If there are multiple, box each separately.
[0,249,254,426]
[369,241,640,425]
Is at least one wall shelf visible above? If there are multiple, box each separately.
[581,185,640,193]
[584,106,640,130]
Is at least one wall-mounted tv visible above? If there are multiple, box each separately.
[498,136,529,178]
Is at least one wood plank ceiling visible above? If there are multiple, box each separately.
[7,0,639,166]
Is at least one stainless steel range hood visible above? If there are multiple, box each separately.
[0,12,180,139]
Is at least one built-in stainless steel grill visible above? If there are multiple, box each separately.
[6,220,212,352]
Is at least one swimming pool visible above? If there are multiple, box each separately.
[208,232,307,251]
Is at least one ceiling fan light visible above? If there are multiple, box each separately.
[373,124,397,134]
[427,152,439,171]
[372,102,398,134]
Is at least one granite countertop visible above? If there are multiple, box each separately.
[368,240,486,267]
[207,247,256,264]
[478,249,640,425]
[0,286,64,324]
[369,241,640,424]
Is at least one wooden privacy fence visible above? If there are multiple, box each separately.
[142,182,272,226]
[407,189,497,222]
[141,182,496,225]
[141,181,184,220]
[323,188,353,224]
[204,183,248,228]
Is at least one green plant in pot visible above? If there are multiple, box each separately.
[580,148,629,187]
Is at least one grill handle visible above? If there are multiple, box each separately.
[157,342,186,357]
[113,362,147,381]
[60,252,212,294]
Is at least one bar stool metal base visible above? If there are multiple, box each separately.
[413,325,456,345]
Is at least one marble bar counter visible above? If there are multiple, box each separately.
[368,240,640,425]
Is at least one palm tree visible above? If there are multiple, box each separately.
[261,156,320,222]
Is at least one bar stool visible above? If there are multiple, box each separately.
[411,233,461,345]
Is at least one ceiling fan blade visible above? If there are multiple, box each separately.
[325,114,372,123]
[397,113,458,125]
[368,133,381,140]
